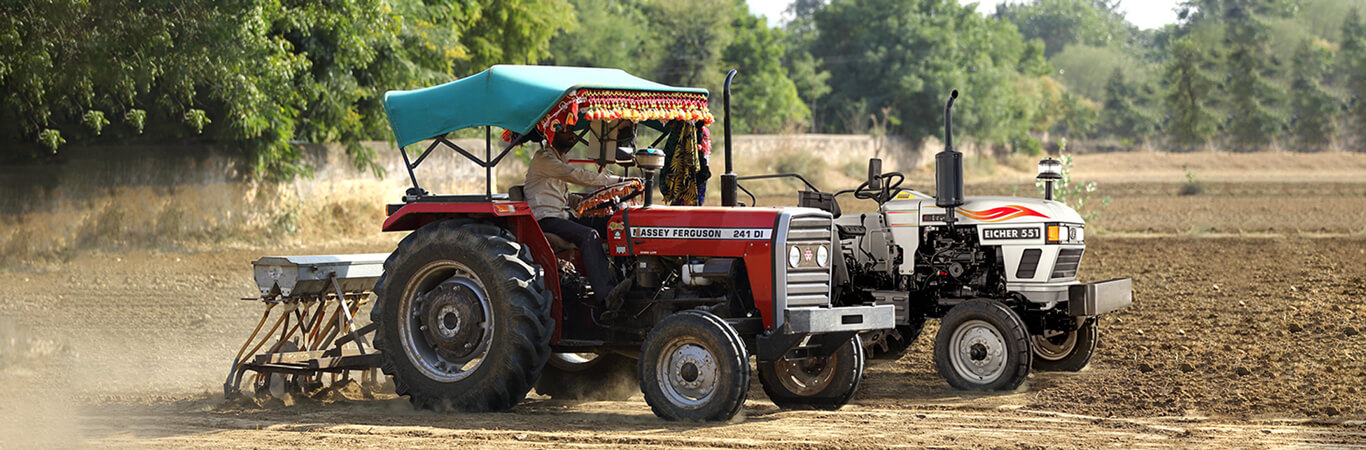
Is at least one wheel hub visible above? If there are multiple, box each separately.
[659,342,718,408]
[949,320,1008,383]
[969,342,987,361]
[398,261,495,384]
[420,281,487,360]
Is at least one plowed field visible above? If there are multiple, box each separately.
[2,235,1364,448]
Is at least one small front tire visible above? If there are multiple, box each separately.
[758,334,864,410]
[639,310,749,421]
[933,299,1032,391]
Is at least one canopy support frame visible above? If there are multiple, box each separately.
[399,131,534,202]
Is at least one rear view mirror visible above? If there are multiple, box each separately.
[867,158,883,190]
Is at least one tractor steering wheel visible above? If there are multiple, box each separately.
[851,172,906,203]
[575,179,646,218]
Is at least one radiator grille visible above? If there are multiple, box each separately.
[782,214,834,307]
[1016,249,1042,279]
[1051,248,1084,279]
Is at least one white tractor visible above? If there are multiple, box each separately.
[823,91,1132,390]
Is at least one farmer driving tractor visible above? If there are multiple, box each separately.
[524,126,636,305]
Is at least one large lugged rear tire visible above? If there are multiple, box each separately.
[639,310,749,421]
[535,353,638,400]
[371,219,552,411]
[1032,319,1098,372]
[758,334,864,410]
[933,299,1032,391]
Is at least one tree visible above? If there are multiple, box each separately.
[994,0,1133,57]
[1288,39,1337,151]
[1100,68,1158,143]
[810,0,1046,145]
[1341,8,1366,149]
[646,0,734,91]
[545,0,657,75]
[0,0,573,177]
[723,4,810,133]
[1163,36,1219,148]
[1221,2,1282,151]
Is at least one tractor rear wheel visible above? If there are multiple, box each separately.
[933,299,1032,391]
[758,334,864,410]
[1032,319,1098,372]
[371,219,552,412]
[535,352,638,400]
[639,310,749,421]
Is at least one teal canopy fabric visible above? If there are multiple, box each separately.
[383,65,709,149]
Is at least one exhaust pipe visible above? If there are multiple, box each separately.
[721,69,739,207]
[935,90,963,224]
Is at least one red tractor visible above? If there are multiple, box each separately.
[373,66,893,421]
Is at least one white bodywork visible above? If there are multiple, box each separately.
[836,190,1087,307]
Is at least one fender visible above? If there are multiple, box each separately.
[383,201,567,342]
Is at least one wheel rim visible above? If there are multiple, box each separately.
[1032,331,1078,361]
[773,356,836,396]
[948,319,1009,384]
[655,337,719,409]
[398,260,494,383]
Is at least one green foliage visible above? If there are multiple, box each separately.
[647,0,735,90]
[1163,36,1219,148]
[993,0,1133,57]
[0,0,572,178]
[546,0,657,74]
[1222,3,1282,151]
[124,109,146,135]
[1100,68,1158,141]
[1050,44,1154,100]
[82,110,109,136]
[1289,39,1337,151]
[723,5,810,133]
[37,129,64,154]
[1341,9,1366,147]
[810,0,1046,146]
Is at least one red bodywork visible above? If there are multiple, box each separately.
[383,202,783,342]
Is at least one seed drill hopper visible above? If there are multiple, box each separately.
[224,254,388,399]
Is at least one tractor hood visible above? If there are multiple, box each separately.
[888,194,1084,225]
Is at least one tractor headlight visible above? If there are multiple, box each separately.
[1075,226,1084,242]
[816,245,829,267]
[789,246,801,268]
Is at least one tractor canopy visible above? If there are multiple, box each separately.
[383,65,712,149]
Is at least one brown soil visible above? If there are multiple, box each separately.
[2,235,1365,447]
[3,151,1366,447]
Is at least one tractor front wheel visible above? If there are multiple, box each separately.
[933,299,1032,391]
[758,334,864,410]
[371,219,552,411]
[639,310,749,421]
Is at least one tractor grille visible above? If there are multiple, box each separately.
[781,213,834,307]
[1051,248,1084,279]
[1016,249,1042,279]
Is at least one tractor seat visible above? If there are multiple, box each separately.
[544,232,577,253]
[508,185,578,253]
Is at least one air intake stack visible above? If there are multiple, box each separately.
[935,90,964,224]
